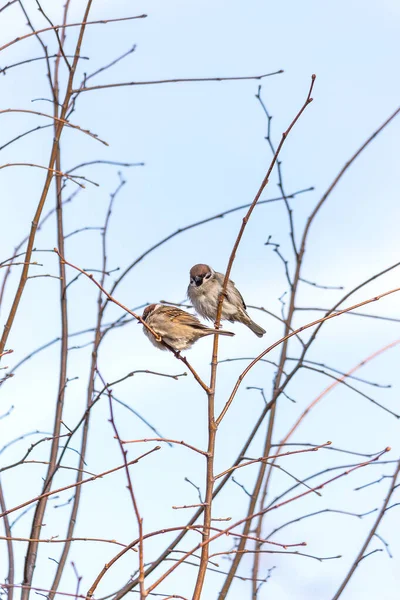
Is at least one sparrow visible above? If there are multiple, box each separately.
[141,304,235,352]
[187,264,266,338]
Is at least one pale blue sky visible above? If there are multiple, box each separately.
[0,1,400,599]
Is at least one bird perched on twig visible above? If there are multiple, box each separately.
[187,263,266,337]
[141,304,235,352]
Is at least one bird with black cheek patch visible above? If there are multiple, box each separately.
[141,304,235,352]
[187,264,266,337]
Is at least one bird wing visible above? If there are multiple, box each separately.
[227,280,247,310]
[160,306,206,329]
[215,272,247,310]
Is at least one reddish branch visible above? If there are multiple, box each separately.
[54,248,209,392]
[0,447,160,521]
[217,290,400,425]
[45,9,73,596]
[0,480,14,600]
[102,373,146,599]
[111,399,276,598]
[283,339,400,445]
[332,458,400,599]
[214,442,331,480]
[122,437,208,457]
[250,338,400,589]
[142,450,389,596]
[86,514,304,597]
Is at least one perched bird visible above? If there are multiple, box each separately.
[188,263,266,338]
[141,303,234,352]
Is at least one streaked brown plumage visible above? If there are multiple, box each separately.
[187,263,266,337]
[142,303,234,352]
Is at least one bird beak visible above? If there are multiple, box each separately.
[194,276,203,286]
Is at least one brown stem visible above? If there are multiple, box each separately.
[0,478,14,600]
[19,3,95,597]
[121,438,207,457]
[49,162,125,599]
[38,5,72,594]
[191,335,218,600]
[0,0,94,361]
[145,451,388,596]
[105,383,146,599]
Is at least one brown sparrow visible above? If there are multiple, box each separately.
[187,264,266,337]
[141,304,234,352]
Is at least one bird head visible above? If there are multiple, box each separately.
[141,304,161,322]
[189,263,214,287]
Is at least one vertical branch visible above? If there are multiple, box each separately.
[218,418,274,599]
[48,177,125,598]
[0,0,94,359]
[251,467,269,598]
[104,380,146,599]
[20,0,65,592]
[39,2,73,595]
[0,478,14,600]
[191,339,218,600]
[256,85,298,258]
[0,1,56,318]
[20,2,95,597]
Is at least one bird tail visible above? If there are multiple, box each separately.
[245,318,266,338]
[204,329,235,337]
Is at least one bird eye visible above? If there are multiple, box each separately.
[204,273,211,279]
[190,278,195,284]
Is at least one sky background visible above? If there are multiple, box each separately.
[0,1,400,599]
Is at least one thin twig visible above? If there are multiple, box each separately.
[72,70,284,93]
[332,459,400,599]
[0,14,148,53]
[54,248,209,392]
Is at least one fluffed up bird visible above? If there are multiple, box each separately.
[141,303,235,352]
[188,263,266,338]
